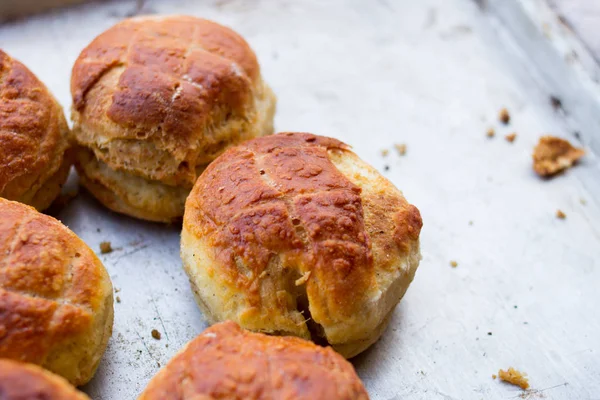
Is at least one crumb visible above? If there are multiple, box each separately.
[488,332,492,336]
[114,287,121,293]
[514,305,518,309]
[533,136,585,177]
[99,241,113,254]
[96,228,101,233]
[580,198,587,205]
[116,296,121,303]
[550,95,563,111]
[499,108,510,124]
[486,128,495,138]
[394,143,407,156]
[384,165,390,171]
[151,329,161,340]
[505,133,517,143]
[381,149,389,157]
[295,271,311,286]
[492,374,497,379]
[450,260,458,268]
[469,220,473,226]
[497,367,529,390]
[556,209,566,219]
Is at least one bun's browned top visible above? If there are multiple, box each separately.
[0,360,89,400]
[184,133,422,329]
[0,50,69,200]
[0,198,107,366]
[71,15,261,181]
[139,321,369,400]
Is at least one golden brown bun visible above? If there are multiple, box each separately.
[139,321,369,400]
[0,50,72,211]
[0,360,90,400]
[181,133,422,358]
[71,15,276,222]
[0,198,114,386]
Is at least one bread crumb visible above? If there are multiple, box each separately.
[497,367,529,390]
[550,95,562,111]
[492,374,497,379]
[450,260,458,268]
[295,271,311,286]
[151,329,161,340]
[556,210,566,219]
[486,128,495,138]
[381,149,389,157]
[100,241,112,254]
[505,133,517,143]
[532,136,585,177]
[580,198,587,205]
[116,296,121,303]
[394,143,407,156]
[499,108,510,124]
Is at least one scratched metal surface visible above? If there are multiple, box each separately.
[1,0,599,399]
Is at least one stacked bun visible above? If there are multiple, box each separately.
[70,15,276,222]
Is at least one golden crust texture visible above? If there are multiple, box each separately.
[0,360,90,400]
[532,135,585,177]
[71,15,276,222]
[0,50,72,211]
[182,133,423,358]
[139,321,369,400]
[0,198,114,386]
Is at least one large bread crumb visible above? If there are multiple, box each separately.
[533,136,585,177]
[495,367,529,390]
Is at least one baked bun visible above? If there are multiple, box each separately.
[181,133,422,358]
[71,15,276,222]
[0,50,71,210]
[139,321,369,400]
[0,198,114,386]
[0,360,90,400]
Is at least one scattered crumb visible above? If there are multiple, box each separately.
[449,260,458,268]
[487,332,492,336]
[497,367,529,390]
[550,95,563,111]
[116,296,121,303]
[381,149,389,157]
[556,210,566,219]
[580,198,587,205]
[468,220,473,226]
[499,108,510,124]
[492,374,497,379]
[151,329,161,340]
[533,136,585,177]
[96,228,101,233]
[114,287,121,293]
[486,128,495,138]
[394,143,407,156]
[505,133,517,143]
[384,165,390,171]
[514,305,518,309]
[295,271,311,286]
[99,241,113,254]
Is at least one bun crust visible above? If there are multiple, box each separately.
[139,321,369,400]
[71,15,276,222]
[182,133,422,357]
[0,198,114,386]
[0,360,90,400]
[0,50,71,210]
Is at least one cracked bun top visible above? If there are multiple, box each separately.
[71,15,275,187]
[139,321,369,400]
[0,198,114,386]
[0,360,90,400]
[181,133,422,358]
[0,50,71,210]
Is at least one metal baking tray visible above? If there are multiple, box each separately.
[1,0,599,398]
